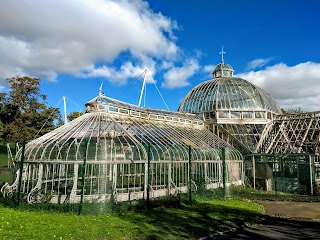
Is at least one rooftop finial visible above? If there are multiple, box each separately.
[219,46,226,63]
[99,83,104,96]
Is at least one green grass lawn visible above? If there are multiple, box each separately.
[0,144,15,183]
[0,153,8,167]
[0,171,13,183]
[0,197,264,240]
[0,143,15,167]
[0,153,14,183]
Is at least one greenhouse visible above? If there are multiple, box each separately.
[1,93,243,204]
[2,54,320,203]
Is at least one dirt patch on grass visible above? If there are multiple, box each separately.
[258,201,320,221]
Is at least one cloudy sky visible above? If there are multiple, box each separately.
[0,0,319,113]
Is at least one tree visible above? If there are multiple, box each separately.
[0,76,62,142]
[0,120,4,142]
[282,107,305,114]
[7,76,46,112]
[67,111,83,122]
[0,92,19,124]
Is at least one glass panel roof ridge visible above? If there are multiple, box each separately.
[87,94,201,121]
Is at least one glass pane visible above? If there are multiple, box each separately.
[219,111,229,118]
[231,111,240,118]
[242,112,252,119]
[255,112,265,118]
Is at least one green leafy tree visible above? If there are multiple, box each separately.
[0,76,62,142]
[0,92,20,124]
[67,111,83,122]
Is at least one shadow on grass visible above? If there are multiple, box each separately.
[120,200,264,239]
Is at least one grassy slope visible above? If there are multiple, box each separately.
[0,198,264,240]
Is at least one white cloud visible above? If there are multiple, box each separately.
[203,64,216,78]
[203,64,216,73]
[163,59,199,89]
[81,56,156,85]
[237,62,320,111]
[246,57,273,70]
[160,61,175,70]
[0,0,179,87]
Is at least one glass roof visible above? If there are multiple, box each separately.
[178,77,282,114]
[18,109,241,163]
[16,94,241,162]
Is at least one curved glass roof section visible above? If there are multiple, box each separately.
[179,62,282,114]
[16,95,242,163]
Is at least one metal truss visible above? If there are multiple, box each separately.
[256,112,320,154]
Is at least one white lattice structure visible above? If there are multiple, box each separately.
[256,112,320,154]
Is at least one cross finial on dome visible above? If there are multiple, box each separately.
[219,46,226,63]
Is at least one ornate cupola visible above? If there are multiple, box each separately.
[212,47,234,78]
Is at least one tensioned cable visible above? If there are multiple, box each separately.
[116,69,169,110]
[116,69,147,99]
[33,96,84,140]
[152,79,169,110]
[65,96,82,111]
[33,97,63,140]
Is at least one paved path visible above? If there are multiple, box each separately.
[202,201,320,240]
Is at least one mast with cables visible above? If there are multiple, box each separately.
[138,70,147,107]
[63,96,67,125]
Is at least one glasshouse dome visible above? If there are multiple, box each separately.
[179,62,282,115]
[179,61,282,153]
[1,93,243,204]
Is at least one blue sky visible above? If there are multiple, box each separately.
[0,0,319,116]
